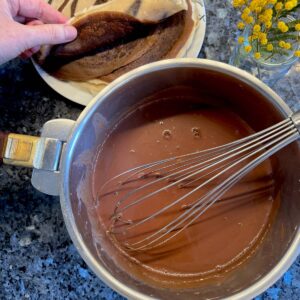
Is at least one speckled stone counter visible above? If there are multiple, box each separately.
[0,1,299,299]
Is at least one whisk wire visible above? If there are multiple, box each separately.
[114,121,295,218]
[128,129,299,250]
[100,119,292,193]
[100,115,300,251]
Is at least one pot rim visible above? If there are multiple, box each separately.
[60,58,300,300]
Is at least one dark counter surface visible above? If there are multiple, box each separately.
[0,1,299,299]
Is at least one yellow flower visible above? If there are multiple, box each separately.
[238,21,246,30]
[245,16,254,24]
[275,2,283,10]
[249,1,258,11]
[233,0,244,8]
[258,14,267,23]
[284,42,292,49]
[233,0,299,60]
[254,52,261,59]
[265,21,272,29]
[261,38,268,45]
[253,24,261,32]
[264,9,273,16]
[279,40,285,48]
[285,1,294,9]
[241,13,248,21]
[266,44,274,51]
[258,32,267,40]
[243,7,251,15]
[254,6,262,13]
[277,21,285,28]
[238,36,245,44]
[278,21,289,33]
[259,12,273,24]
[244,45,252,53]
[251,32,258,40]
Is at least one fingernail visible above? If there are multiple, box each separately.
[64,25,77,41]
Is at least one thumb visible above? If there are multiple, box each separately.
[24,24,77,49]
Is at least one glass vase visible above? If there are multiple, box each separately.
[229,23,299,87]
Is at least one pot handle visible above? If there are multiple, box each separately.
[0,132,8,164]
[1,119,76,196]
[0,132,40,167]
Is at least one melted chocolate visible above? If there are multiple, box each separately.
[92,97,278,288]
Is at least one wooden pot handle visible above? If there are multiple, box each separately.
[0,132,8,165]
[0,133,40,167]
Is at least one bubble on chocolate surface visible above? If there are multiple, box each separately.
[162,129,172,140]
[191,127,201,139]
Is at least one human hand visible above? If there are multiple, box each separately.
[0,0,77,65]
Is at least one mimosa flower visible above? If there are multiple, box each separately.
[232,0,299,62]
[284,42,292,49]
[238,21,246,30]
[266,44,274,51]
[275,2,283,10]
[244,45,252,52]
[253,24,261,32]
[238,36,245,44]
[254,52,261,59]
[279,40,286,48]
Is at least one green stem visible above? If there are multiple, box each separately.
[268,33,299,41]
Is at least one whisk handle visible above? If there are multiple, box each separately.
[291,110,300,133]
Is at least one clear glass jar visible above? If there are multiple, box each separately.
[229,17,299,87]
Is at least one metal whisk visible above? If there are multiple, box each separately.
[99,111,300,251]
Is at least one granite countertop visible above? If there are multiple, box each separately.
[0,1,299,299]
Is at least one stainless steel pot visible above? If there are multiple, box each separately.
[1,59,299,299]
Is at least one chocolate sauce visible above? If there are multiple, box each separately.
[92,97,277,288]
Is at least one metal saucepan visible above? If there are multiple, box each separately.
[1,59,299,299]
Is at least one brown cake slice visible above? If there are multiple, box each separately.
[101,10,192,82]
[35,1,193,82]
